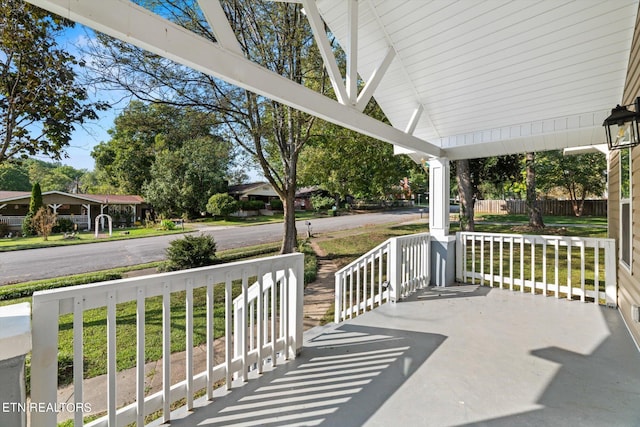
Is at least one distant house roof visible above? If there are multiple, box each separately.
[228,182,278,198]
[0,190,145,204]
[295,186,321,197]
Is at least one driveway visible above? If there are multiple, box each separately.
[0,210,425,285]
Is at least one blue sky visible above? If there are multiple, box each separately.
[50,25,121,172]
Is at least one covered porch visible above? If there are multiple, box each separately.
[5,0,640,425]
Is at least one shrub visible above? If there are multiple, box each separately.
[159,219,176,230]
[238,200,265,211]
[269,199,283,210]
[206,193,238,219]
[53,218,75,233]
[163,234,217,271]
[22,212,35,236]
[310,195,334,211]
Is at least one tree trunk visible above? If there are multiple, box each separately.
[525,152,544,228]
[280,188,298,254]
[456,159,474,231]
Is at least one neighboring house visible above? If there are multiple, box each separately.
[229,182,329,211]
[0,190,150,231]
[227,182,278,205]
[294,186,326,210]
[608,9,640,347]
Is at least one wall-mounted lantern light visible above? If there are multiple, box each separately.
[603,97,640,150]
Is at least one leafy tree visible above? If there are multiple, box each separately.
[0,163,30,190]
[299,104,419,204]
[23,182,43,236]
[88,1,327,253]
[26,159,87,192]
[535,150,607,216]
[206,193,238,220]
[0,0,107,164]
[143,136,231,218]
[29,182,43,214]
[93,102,232,201]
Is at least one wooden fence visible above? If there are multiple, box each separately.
[474,199,607,216]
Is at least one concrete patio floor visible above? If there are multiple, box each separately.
[159,285,640,427]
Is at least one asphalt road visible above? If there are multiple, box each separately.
[0,209,425,285]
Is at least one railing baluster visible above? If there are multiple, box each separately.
[499,236,504,289]
[73,296,84,427]
[567,239,572,300]
[257,268,264,374]
[594,242,600,300]
[107,290,117,426]
[554,239,560,298]
[270,269,277,367]
[509,236,514,291]
[519,237,524,293]
[480,235,485,286]
[225,273,233,389]
[186,279,194,409]
[162,281,171,420]
[136,287,145,425]
[489,235,494,287]
[471,235,476,284]
[531,239,535,294]
[206,278,214,399]
[370,253,375,309]
[542,240,548,296]
[580,241,586,302]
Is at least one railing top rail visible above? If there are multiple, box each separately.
[32,252,303,305]
[456,231,614,245]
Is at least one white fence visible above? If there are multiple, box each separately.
[30,253,304,426]
[456,232,616,306]
[335,233,430,323]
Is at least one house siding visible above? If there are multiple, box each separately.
[611,4,640,346]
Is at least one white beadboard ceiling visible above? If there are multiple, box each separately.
[316,0,639,160]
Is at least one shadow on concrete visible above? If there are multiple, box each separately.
[457,307,640,427]
[166,323,445,426]
[412,284,492,301]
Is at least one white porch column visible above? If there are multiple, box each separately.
[429,158,450,237]
[83,204,91,230]
[428,158,456,287]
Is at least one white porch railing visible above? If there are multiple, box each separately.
[335,233,430,323]
[0,216,24,227]
[30,253,304,426]
[0,215,88,228]
[456,232,616,306]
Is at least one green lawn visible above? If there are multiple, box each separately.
[193,210,323,227]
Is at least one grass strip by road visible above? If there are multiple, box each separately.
[0,226,191,252]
